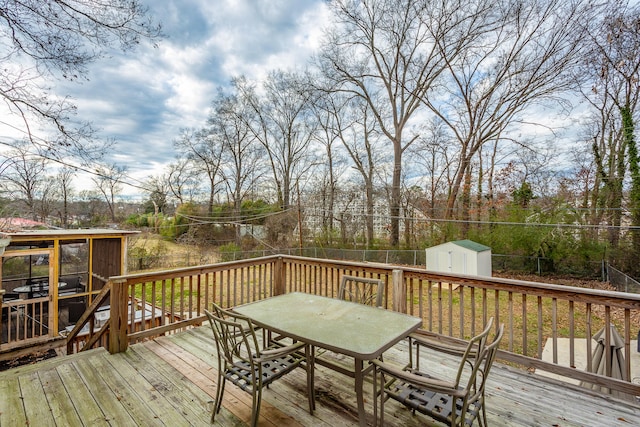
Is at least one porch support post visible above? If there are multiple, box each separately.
[392,269,407,313]
[0,289,4,343]
[109,279,129,354]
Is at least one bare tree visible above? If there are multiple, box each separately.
[584,95,623,245]
[92,163,126,222]
[166,156,202,205]
[1,141,49,220]
[336,97,388,247]
[400,184,425,247]
[146,175,169,212]
[77,189,107,226]
[407,118,455,222]
[317,0,495,246]
[37,177,59,224]
[174,128,224,215]
[141,174,170,232]
[309,86,349,244]
[56,166,77,228]
[562,145,599,241]
[235,71,318,211]
[334,185,362,246]
[422,0,598,222]
[207,88,264,245]
[0,1,161,159]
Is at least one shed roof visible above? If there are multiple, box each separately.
[451,239,491,252]
[1,228,139,242]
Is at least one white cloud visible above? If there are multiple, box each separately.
[43,0,330,196]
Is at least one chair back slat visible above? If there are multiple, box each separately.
[454,317,494,387]
[470,323,505,401]
[206,304,264,366]
[339,275,384,307]
[373,317,505,427]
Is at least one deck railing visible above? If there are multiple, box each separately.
[65,254,640,398]
[1,296,50,348]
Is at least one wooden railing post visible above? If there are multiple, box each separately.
[273,257,286,296]
[108,279,129,354]
[392,269,406,313]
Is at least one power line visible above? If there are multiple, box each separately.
[0,122,636,229]
[171,204,639,231]
[0,123,152,193]
[301,207,640,230]
[176,207,295,224]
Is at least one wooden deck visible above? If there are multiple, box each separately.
[1,325,639,427]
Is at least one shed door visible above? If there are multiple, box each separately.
[438,250,470,275]
[437,251,452,272]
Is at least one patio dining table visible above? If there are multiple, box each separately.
[13,282,68,298]
[234,292,422,426]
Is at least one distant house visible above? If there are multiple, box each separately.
[426,239,492,277]
[0,217,51,232]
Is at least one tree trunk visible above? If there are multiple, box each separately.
[365,181,374,248]
[390,141,402,247]
[461,165,472,238]
[446,155,470,220]
[622,106,640,260]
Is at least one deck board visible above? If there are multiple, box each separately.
[148,332,305,427]
[121,344,214,426]
[138,340,250,426]
[55,362,110,426]
[21,370,55,427]
[89,354,163,425]
[0,377,28,426]
[38,366,84,427]
[1,324,639,427]
[97,351,193,427]
[74,357,139,426]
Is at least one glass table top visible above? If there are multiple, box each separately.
[234,292,422,358]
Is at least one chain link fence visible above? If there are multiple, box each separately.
[128,248,640,295]
[127,251,219,272]
[128,246,603,278]
[606,264,640,293]
[490,254,606,280]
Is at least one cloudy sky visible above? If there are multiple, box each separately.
[0,0,594,200]
[55,0,330,195]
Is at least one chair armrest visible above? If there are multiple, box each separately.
[410,332,478,357]
[371,359,463,397]
[258,341,306,360]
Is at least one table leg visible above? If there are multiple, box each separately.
[354,358,367,426]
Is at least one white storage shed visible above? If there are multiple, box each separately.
[426,239,492,277]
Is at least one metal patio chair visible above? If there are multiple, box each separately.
[338,275,384,307]
[313,275,386,378]
[372,318,504,427]
[205,303,315,426]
